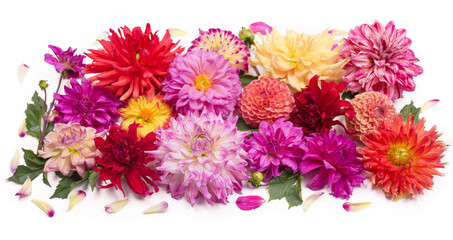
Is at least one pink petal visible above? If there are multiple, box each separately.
[236,195,266,211]
[249,22,272,35]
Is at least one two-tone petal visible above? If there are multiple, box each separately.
[236,195,266,211]
[31,200,55,217]
[10,149,20,173]
[15,176,32,198]
[421,99,440,113]
[342,202,371,212]
[18,119,26,138]
[303,192,324,212]
[68,190,86,210]
[17,64,29,84]
[105,199,129,213]
[143,201,168,214]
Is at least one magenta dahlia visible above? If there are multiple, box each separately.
[44,45,85,79]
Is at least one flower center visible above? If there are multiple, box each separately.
[191,133,215,157]
[195,74,211,90]
[139,108,153,122]
[266,141,280,157]
[388,146,412,166]
[373,106,385,118]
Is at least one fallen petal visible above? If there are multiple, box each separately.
[69,190,86,211]
[393,192,409,201]
[105,199,128,213]
[168,28,187,37]
[10,149,20,173]
[236,195,266,211]
[249,22,273,35]
[17,64,29,84]
[18,119,26,138]
[421,99,440,113]
[31,199,54,217]
[303,192,324,212]
[343,202,371,212]
[92,31,109,45]
[16,176,32,198]
[143,201,168,214]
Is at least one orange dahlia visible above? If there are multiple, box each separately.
[358,114,446,199]
[84,24,184,101]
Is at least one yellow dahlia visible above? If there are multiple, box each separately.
[249,29,348,91]
[118,94,174,138]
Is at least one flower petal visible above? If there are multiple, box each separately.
[420,99,439,113]
[143,201,169,214]
[168,28,187,37]
[17,64,29,84]
[342,202,371,212]
[249,22,273,35]
[18,119,26,138]
[31,200,54,217]
[16,176,32,198]
[92,31,109,45]
[393,192,409,201]
[68,190,86,211]
[105,199,129,213]
[303,192,324,212]
[10,149,20,173]
[236,195,266,211]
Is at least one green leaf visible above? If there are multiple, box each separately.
[31,91,46,110]
[400,101,421,124]
[239,74,258,88]
[45,122,54,136]
[268,169,303,209]
[22,148,46,168]
[50,171,90,199]
[7,165,42,184]
[341,90,359,100]
[42,173,51,187]
[25,103,44,139]
[236,117,259,132]
[88,171,100,191]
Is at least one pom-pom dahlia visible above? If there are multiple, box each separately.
[84,23,184,101]
[162,50,242,117]
[249,29,348,91]
[290,76,354,136]
[345,91,396,139]
[118,94,174,138]
[38,122,100,176]
[340,21,423,99]
[94,123,160,196]
[54,79,122,132]
[188,28,249,72]
[300,130,365,199]
[150,110,249,205]
[44,45,85,79]
[238,77,295,128]
[244,118,305,181]
[358,115,446,199]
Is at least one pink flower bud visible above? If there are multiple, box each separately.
[249,22,272,35]
[236,195,266,211]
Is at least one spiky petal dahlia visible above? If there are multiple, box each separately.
[346,91,396,139]
[150,110,249,205]
[44,45,86,79]
[162,50,242,117]
[188,28,249,72]
[238,77,295,128]
[54,79,122,132]
[340,21,423,100]
[38,122,100,176]
[358,115,446,198]
[118,94,174,138]
[290,76,354,136]
[249,29,348,91]
[244,118,305,182]
[84,23,184,101]
[94,123,160,196]
[300,130,365,199]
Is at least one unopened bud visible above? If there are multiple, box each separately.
[250,171,264,187]
[39,80,49,90]
[238,27,255,49]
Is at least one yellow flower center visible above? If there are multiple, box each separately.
[136,52,140,61]
[195,74,211,90]
[388,146,412,166]
[139,108,153,122]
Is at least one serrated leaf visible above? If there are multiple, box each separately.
[50,171,90,199]
[236,117,259,132]
[42,173,51,187]
[7,165,42,184]
[268,169,303,209]
[239,74,258,88]
[45,122,54,136]
[88,171,100,191]
[22,148,46,168]
[400,101,421,124]
[31,91,46,110]
[25,103,43,139]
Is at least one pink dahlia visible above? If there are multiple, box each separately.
[340,21,423,99]
[162,50,242,117]
[244,118,305,181]
[150,110,249,205]
[238,77,295,128]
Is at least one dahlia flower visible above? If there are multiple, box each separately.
[54,79,122,132]
[290,76,354,136]
[340,21,423,99]
[94,123,160,196]
[44,45,85,79]
[358,114,446,198]
[150,110,249,205]
[346,91,396,139]
[188,28,249,72]
[300,130,365,199]
[38,122,100,176]
[84,23,184,101]
[162,50,242,117]
[118,94,174,138]
[243,118,305,181]
[249,28,348,91]
[238,77,295,128]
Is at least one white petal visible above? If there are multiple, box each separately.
[168,28,187,37]
[68,190,86,210]
[10,149,20,173]
[31,199,54,217]
[16,176,32,198]
[421,99,440,113]
[105,199,129,213]
[343,202,371,212]
[17,64,29,84]
[143,201,168,214]
[303,192,324,212]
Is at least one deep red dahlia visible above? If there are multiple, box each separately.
[94,123,160,196]
[289,76,354,135]
[84,24,184,101]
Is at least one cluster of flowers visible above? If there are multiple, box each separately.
[11,21,447,215]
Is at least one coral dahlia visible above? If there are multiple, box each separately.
[238,77,295,128]
[162,49,242,117]
[340,21,423,99]
[84,23,184,101]
[94,123,160,196]
[358,114,446,198]
[189,28,249,72]
[150,110,249,205]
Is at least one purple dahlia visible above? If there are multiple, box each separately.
[44,45,86,79]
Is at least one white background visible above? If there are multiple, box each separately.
[1,0,452,239]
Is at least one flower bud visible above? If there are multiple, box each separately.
[39,80,49,90]
[249,171,264,187]
[238,27,255,49]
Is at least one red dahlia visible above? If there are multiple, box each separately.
[94,123,160,196]
[84,24,184,101]
[289,76,354,135]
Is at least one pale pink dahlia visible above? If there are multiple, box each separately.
[162,50,242,117]
[340,21,423,99]
[238,77,295,128]
[150,110,250,205]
